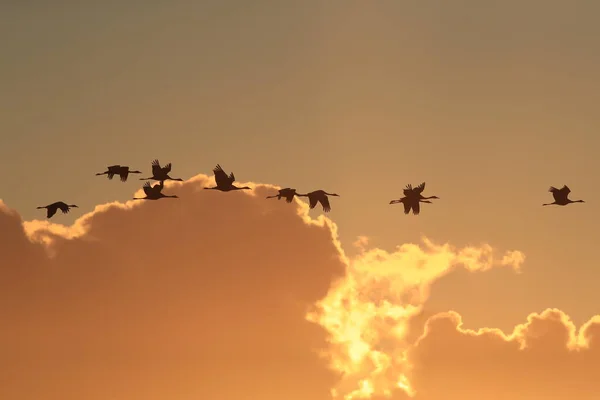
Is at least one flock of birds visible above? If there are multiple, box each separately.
[35,159,586,219]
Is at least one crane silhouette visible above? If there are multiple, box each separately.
[389,197,432,215]
[133,181,179,200]
[389,182,438,215]
[403,182,439,201]
[543,185,585,206]
[140,159,184,182]
[204,164,251,192]
[36,201,79,219]
[96,165,142,182]
[266,188,298,203]
[296,190,340,212]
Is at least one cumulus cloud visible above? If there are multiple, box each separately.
[1,173,599,400]
[0,175,345,400]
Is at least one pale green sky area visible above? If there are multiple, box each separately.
[1,0,600,331]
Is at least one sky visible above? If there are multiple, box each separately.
[1,1,600,399]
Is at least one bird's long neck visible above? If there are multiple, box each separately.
[204,186,218,190]
[36,206,45,209]
[542,202,556,206]
[96,172,106,176]
[132,197,146,200]
[422,195,437,199]
[165,195,178,198]
[572,199,584,203]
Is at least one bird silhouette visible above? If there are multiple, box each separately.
[133,181,179,200]
[390,182,439,215]
[36,201,79,219]
[403,182,440,201]
[543,185,585,206]
[96,165,142,182]
[204,164,251,192]
[296,190,340,212]
[389,196,432,215]
[266,188,298,203]
[140,159,183,182]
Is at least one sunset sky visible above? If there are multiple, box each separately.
[2,1,600,399]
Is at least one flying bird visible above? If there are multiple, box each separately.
[36,201,79,219]
[403,182,439,201]
[543,185,585,206]
[389,196,432,215]
[390,182,439,215]
[96,165,142,182]
[140,159,184,182]
[204,164,251,191]
[266,188,298,203]
[133,181,179,200]
[296,190,340,212]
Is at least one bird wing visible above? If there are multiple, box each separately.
[403,184,413,196]
[57,203,70,214]
[108,165,121,171]
[151,160,162,176]
[152,181,164,193]
[560,185,571,195]
[228,172,235,183]
[412,200,420,215]
[414,182,426,194]
[308,193,319,209]
[163,163,172,174]
[119,166,129,182]
[213,165,229,187]
[47,207,57,218]
[402,199,411,214]
[319,195,331,212]
[107,172,115,180]
[143,182,153,196]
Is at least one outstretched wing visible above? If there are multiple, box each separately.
[151,160,162,176]
[162,163,172,174]
[228,172,235,183]
[414,182,426,194]
[47,207,57,219]
[319,195,331,212]
[283,188,296,203]
[213,164,230,187]
[308,193,319,210]
[412,200,420,215]
[403,200,411,214]
[107,172,115,180]
[58,203,70,214]
[119,166,129,182]
[143,181,153,196]
[152,181,164,193]
[560,185,571,195]
[403,184,413,196]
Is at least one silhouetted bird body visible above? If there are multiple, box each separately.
[204,164,251,192]
[133,181,178,200]
[140,159,183,182]
[390,182,438,215]
[36,201,78,219]
[296,190,340,212]
[266,188,297,203]
[389,197,432,215]
[96,165,142,182]
[543,185,585,206]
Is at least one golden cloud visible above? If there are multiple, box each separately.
[1,174,598,400]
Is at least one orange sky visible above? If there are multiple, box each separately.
[2,1,600,399]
